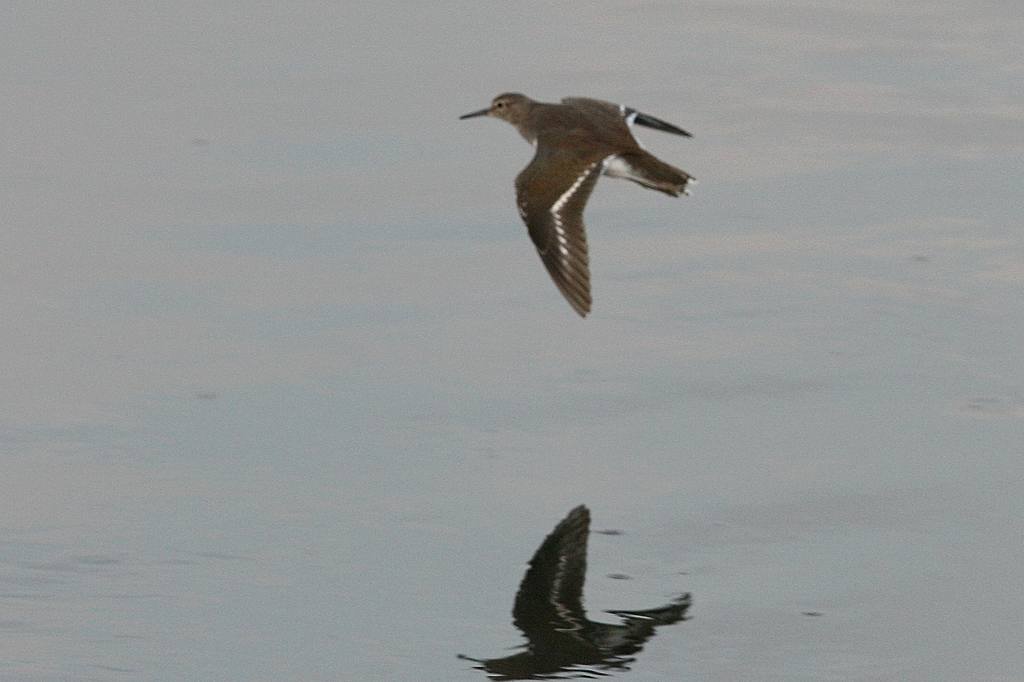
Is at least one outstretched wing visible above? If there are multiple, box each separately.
[515,143,605,317]
[560,97,631,134]
[562,96,692,138]
[512,505,591,636]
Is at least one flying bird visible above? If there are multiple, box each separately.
[460,93,695,317]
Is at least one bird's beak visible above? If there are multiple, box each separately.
[458,107,491,120]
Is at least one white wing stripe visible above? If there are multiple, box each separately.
[549,163,597,265]
[550,163,595,215]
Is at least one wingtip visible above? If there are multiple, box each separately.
[559,285,591,317]
[633,112,693,138]
[567,504,590,518]
[573,297,592,317]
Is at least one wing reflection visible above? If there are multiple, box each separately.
[461,505,691,680]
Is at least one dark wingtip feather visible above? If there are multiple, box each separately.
[633,112,693,138]
[564,287,591,317]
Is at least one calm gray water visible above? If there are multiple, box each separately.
[2,2,1022,680]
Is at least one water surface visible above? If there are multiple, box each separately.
[2,2,1022,680]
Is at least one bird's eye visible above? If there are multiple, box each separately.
[496,101,504,108]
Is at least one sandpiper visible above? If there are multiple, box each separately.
[460,93,694,317]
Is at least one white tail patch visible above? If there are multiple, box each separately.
[601,155,635,179]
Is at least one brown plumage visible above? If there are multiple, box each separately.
[460,93,695,317]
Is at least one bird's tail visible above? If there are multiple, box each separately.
[606,151,695,197]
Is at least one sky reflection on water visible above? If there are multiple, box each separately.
[2,2,1022,680]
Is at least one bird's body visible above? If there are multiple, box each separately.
[460,93,694,317]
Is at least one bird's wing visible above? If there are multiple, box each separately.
[562,96,692,137]
[560,96,621,118]
[512,505,591,636]
[560,97,630,133]
[515,142,606,317]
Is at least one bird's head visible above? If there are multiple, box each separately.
[459,92,533,126]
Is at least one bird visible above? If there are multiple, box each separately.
[459,93,695,317]
[458,505,692,679]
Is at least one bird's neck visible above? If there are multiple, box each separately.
[515,123,537,146]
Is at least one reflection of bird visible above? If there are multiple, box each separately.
[459,505,691,680]
[460,93,695,317]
